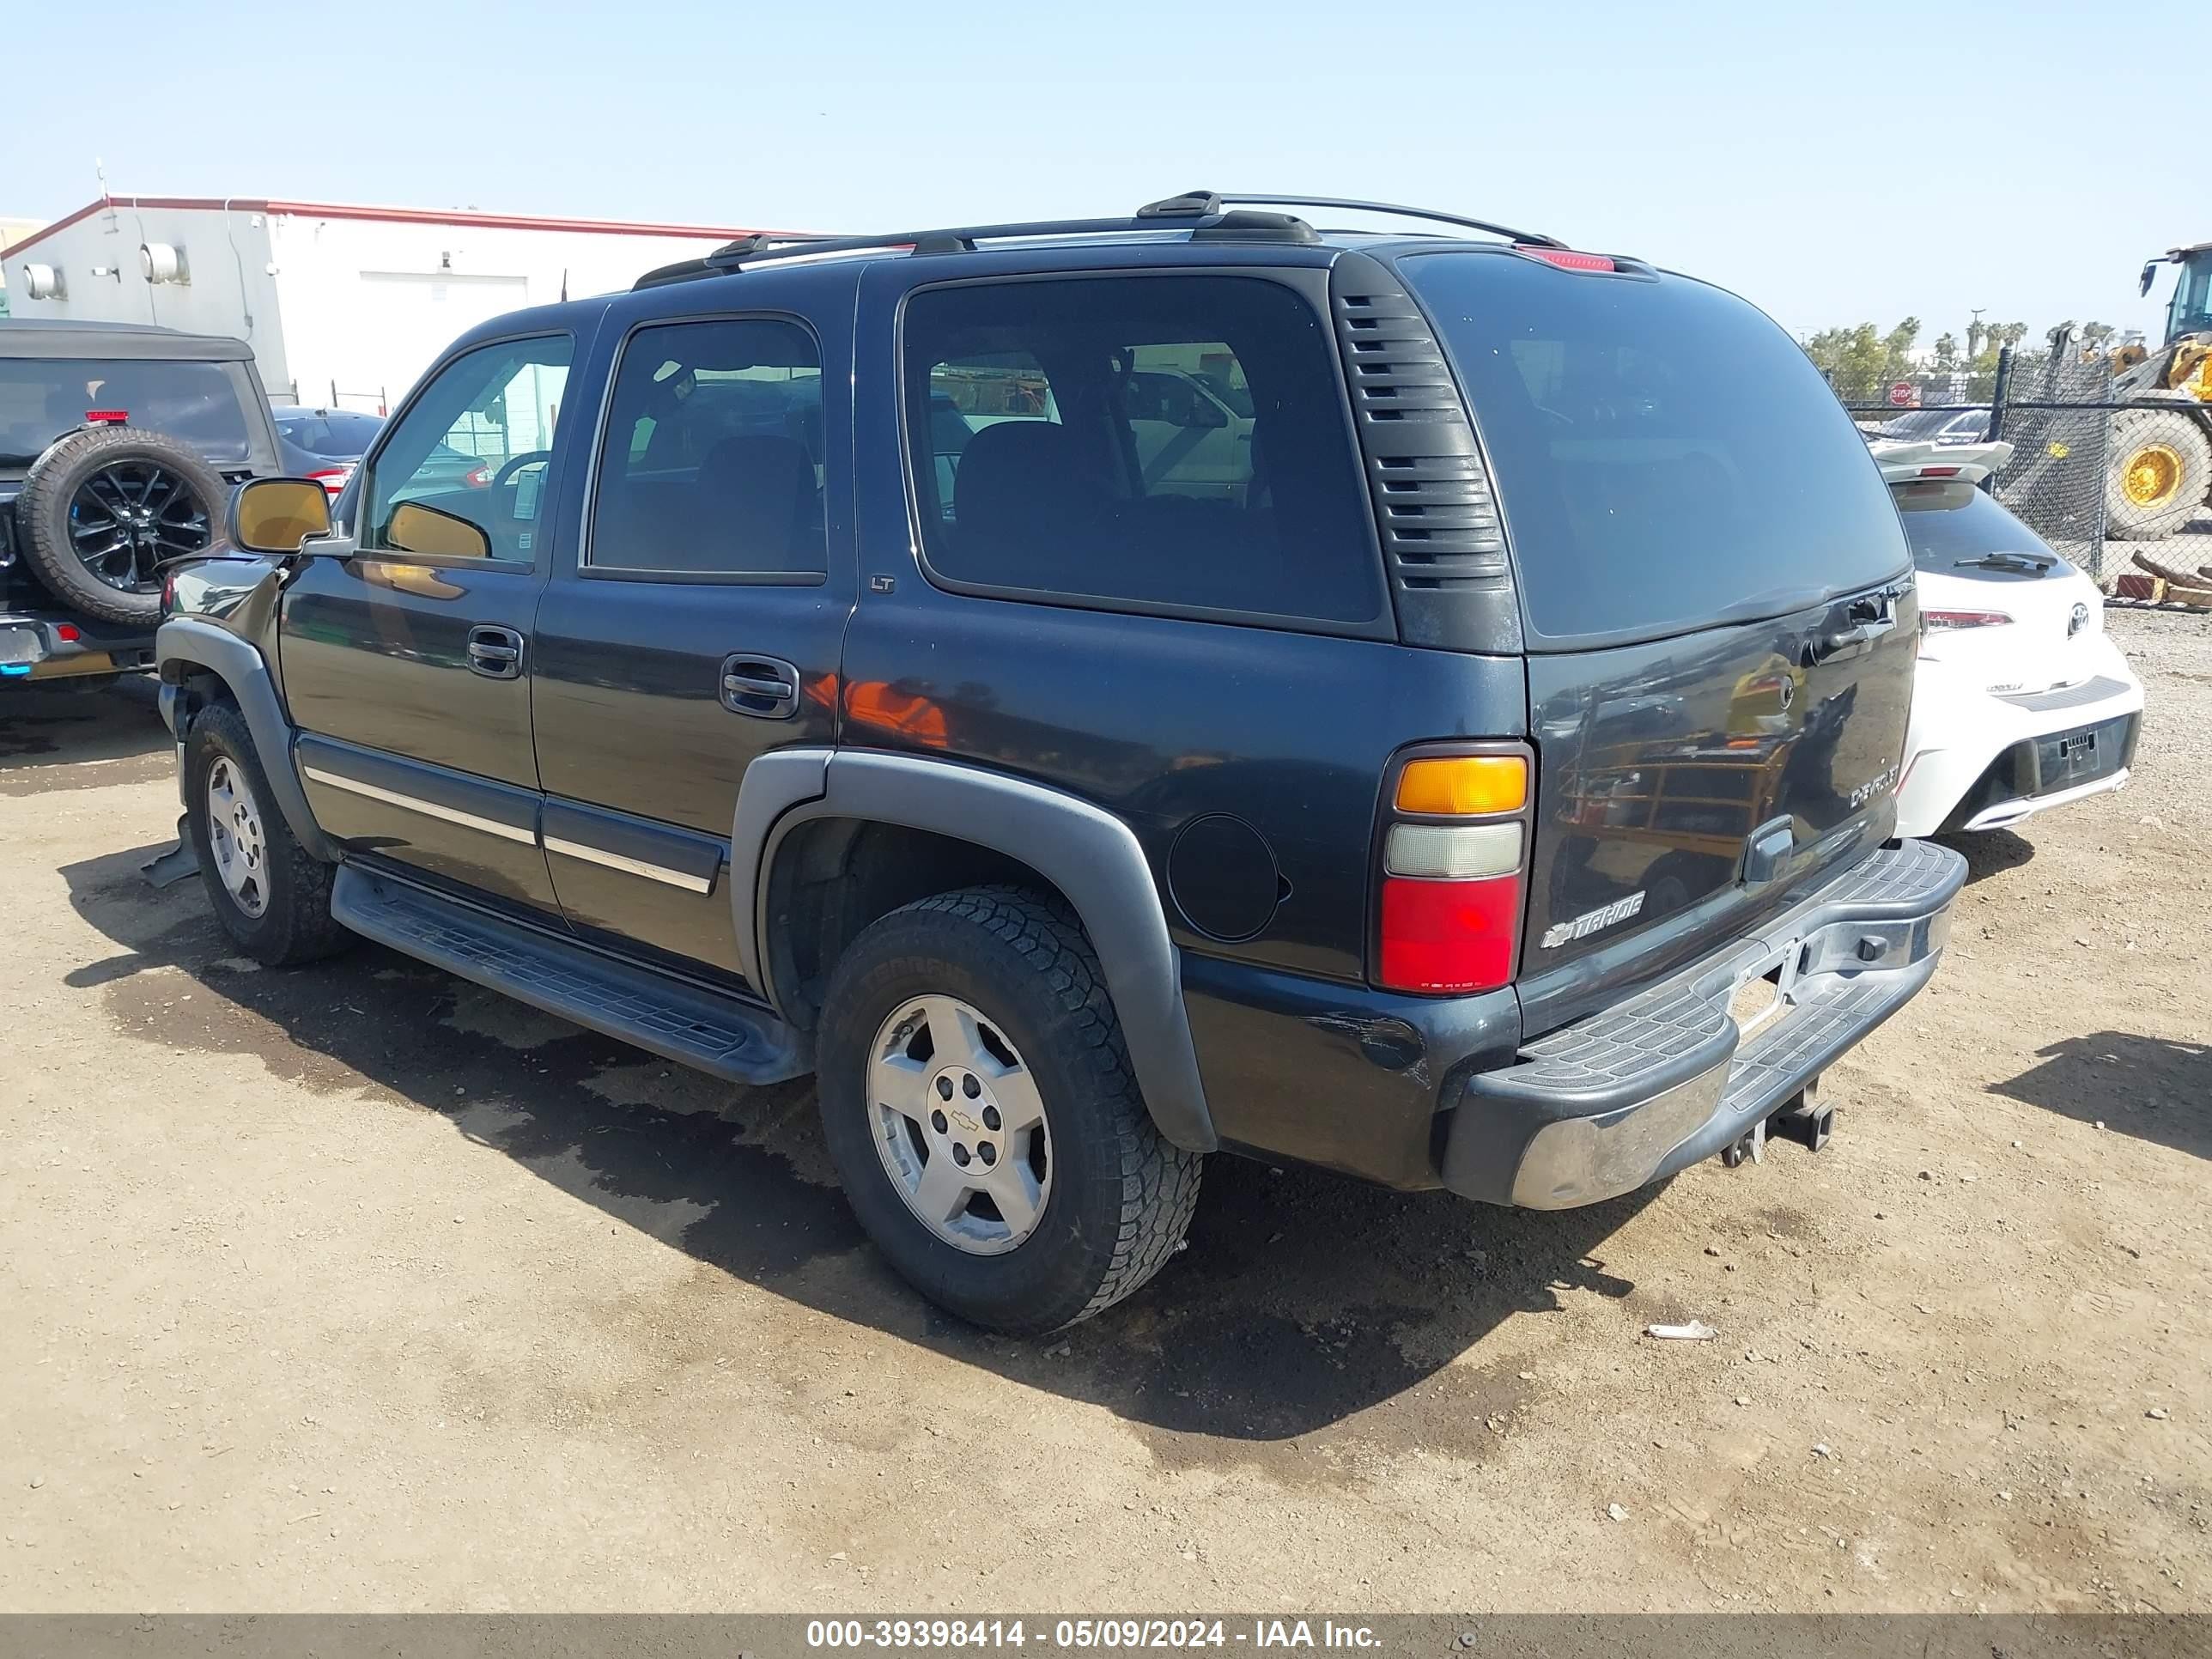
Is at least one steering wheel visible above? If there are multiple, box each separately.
[490,450,552,489]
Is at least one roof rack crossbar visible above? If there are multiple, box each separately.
[1163,191,1567,250]
[631,191,1558,290]
[635,211,1322,286]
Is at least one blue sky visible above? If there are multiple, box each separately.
[8,0,2205,342]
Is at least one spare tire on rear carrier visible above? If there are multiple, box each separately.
[15,424,229,626]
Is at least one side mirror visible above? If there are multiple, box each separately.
[387,500,491,560]
[2140,259,2162,298]
[228,478,333,554]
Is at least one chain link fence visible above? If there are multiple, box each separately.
[1829,330,2118,580]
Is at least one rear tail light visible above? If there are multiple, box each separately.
[1923,609,2014,630]
[55,623,81,644]
[463,462,493,489]
[1395,754,1528,816]
[1376,750,1530,994]
[1513,246,1616,273]
[307,466,353,500]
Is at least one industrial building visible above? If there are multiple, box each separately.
[1,196,764,410]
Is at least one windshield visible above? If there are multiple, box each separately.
[2168,252,2212,344]
[1402,252,1908,646]
[1891,479,2069,574]
[275,410,383,456]
[0,358,252,465]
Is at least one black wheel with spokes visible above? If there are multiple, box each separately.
[69,458,214,592]
[17,425,229,626]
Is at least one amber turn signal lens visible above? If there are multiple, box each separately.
[1395,755,1527,817]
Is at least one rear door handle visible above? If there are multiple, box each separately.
[466,625,525,679]
[1806,616,1895,665]
[720,653,799,720]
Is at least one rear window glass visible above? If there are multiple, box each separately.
[276,410,383,455]
[1891,479,2068,573]
[902,275,1384,627]
[0,358,252,465]
[1402,252,1909,645]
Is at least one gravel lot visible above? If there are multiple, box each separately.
[2,602,2207,1614]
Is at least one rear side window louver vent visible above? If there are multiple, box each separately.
[1328,253,1521,653]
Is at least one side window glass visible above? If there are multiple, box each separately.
[587,318,825,577]
[925,350,1053,525]
[902,276,1382,625]
[362,336,573,562]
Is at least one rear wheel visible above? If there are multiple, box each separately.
[817,886,1202,1334]
[2105,409,2211,542]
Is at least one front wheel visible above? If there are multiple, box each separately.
[2106,408,2212,542]
[184,702,352,966]
[817,887,1202,1334]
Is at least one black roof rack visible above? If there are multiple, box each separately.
[631,190,1561,289]
[1141,191,1565,249]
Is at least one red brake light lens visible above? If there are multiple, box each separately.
[1918,465,1961,477]
[463,462,492,489]
[1380,874,1521,993]
[1513,246,1616,272]
[55,623,81,643]
[307,466,354,500]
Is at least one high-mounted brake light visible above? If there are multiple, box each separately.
[1918,465,1961,477]
[1513,246,1615,272]
[1377,749,1530,995]
[1923,609,2014,630]
[85,410,129,424]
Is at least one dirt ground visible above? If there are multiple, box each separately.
[2,601,2207,1616]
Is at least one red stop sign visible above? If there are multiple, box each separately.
[1887,380,1915,408]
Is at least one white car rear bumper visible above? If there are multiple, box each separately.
[1896,635,2145,839]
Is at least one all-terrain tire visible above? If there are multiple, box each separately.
[16,426,228,626]
[2105,407,2212,542]
[183,702,352,966]
[817,885,1203,1334]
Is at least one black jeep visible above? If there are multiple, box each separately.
[156,192,1966,1333]
[2,320,280,685]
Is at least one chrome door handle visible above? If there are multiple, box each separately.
[466,625,525,679]
[720,653,799,719]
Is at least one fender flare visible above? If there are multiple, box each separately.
[734,748,1218,1154]
[155,617,339,865]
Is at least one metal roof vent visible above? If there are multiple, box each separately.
[140,243,189,284]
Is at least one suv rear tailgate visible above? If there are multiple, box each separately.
[1398,248,1917,1033]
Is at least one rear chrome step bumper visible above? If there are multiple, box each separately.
[1441,837,1967,1210]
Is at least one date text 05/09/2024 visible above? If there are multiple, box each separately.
[805,1620,1382,1650]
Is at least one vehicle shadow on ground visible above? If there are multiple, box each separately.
[61,839,1664,1449]
[1992,1030,2212,1162]
[0,677,171,791]
[1936,828,2034,884]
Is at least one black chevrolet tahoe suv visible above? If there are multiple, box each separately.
[155,192,1966,1333]
[3,319,279,684]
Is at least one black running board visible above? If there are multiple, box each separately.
[331,865,808,1084]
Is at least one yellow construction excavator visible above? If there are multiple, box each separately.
[2108,243,2212,541]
